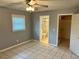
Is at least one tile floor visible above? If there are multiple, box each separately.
[0,40,79,59]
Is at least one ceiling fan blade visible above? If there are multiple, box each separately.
[34,3,48,7]
[40,0,63,1]
[26,0,33,6]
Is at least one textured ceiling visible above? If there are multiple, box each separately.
[0,0,79,11]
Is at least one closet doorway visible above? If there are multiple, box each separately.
[58,15,72,48]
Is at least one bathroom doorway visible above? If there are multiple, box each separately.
[40,15,49,44]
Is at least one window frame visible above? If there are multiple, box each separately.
[12,14,26,32]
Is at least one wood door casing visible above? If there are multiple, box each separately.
[58,15,72,48]
[59,15,72,40]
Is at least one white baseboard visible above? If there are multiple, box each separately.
[49,43,57,47]
[33,39,39,41]
[70,48,79,57]
[0,40,31,52]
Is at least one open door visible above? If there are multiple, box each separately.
[58,15,72,48]
[40,15,49,44]
[70,14,79,56]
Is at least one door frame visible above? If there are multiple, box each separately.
[56,13,73,46]
[39,15,49,44]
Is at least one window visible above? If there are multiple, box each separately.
[12,15,26,31]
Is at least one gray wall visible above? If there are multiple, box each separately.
[1,7,79,50]
[0,7,32,50]
[32,8,79,45]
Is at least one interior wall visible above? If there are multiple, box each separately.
[70,14,79,56]
[32,11,57,45]
[32,8,79,45]
[0,7,32,50]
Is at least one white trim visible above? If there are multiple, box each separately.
[12,14,25,18]
[12,14,26,32]
[33,39,39,41]
[0,40,31,52]
[39,15,49,44]
[56,13,73,47]
[70,48,79,57]
[49,43,57,47]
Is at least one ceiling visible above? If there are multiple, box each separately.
[0,0,79,12]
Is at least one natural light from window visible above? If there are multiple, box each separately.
[12,15,26,31]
